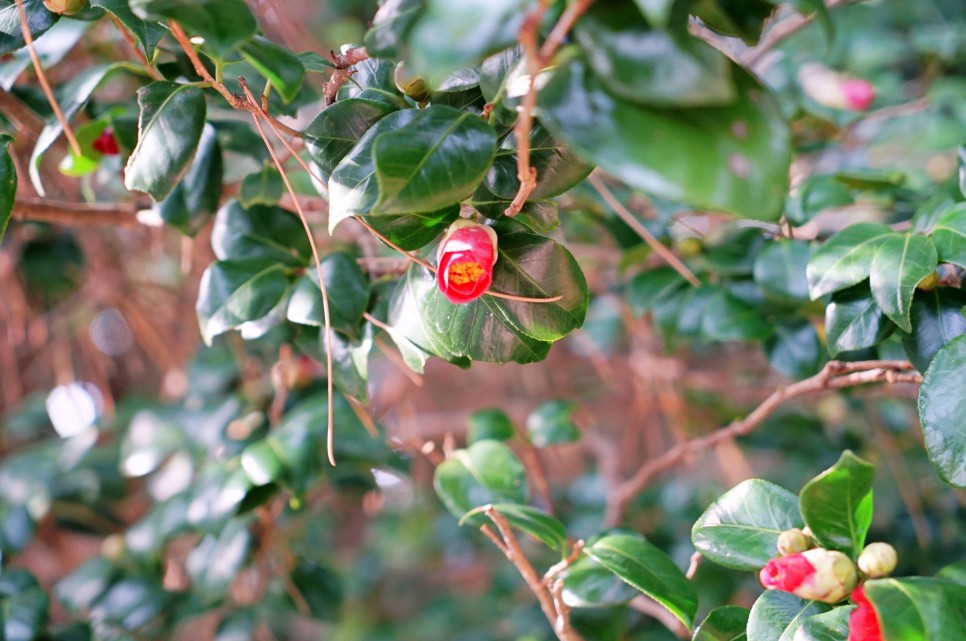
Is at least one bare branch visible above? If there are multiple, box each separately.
[12,198,140,227]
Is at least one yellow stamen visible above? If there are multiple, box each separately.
[448,261,485,286]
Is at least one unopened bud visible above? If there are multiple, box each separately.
[777,528,811,556]
[394,62,430,103]
[798,63,876,112]
[857,542,897,578]
[760,548,857,604]
[43,0,87,15]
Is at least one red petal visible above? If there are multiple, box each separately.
[759,554,816,591]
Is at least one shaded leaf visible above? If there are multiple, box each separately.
[825,282,895,357]
[791,606,852,641]
[798,450,874,556]
[238,166,283,208]
[865,577,966,641]
[930,203,966,268]
[364,0,423,58]
[526,399,580,447]
[211,200,311,266]
[754,239,811,301]
[700,289,772,342]
[130,0,256,55]
[627,266,690,317]
[918,335,966,487]
[196,259,292,345]
[466,409,516,443]
[485,123,592,200]
[902,287,966,373]
[240,36,305,104]
[286,252,370,336]
[869,234,938,332]
[304,98,397,177]
[158,123,223,235]
[764,318,826,379]
[90,0,165,57]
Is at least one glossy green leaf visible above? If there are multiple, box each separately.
[337,57,407,107]
[807,223,896,299]
[526,399,580,447]
[362,205,461,251]
[485,123,592,200]
[825,282,895,357]
[539,56,790,220]
[211,200,311,266]
[125,81,207,201]
[238,165,283,208]
[765,318,826,379]
[0,0,57,55]
[791,606,851,641]
[387,231,587,366]
[407,0,532,86]
[692,479,802,570]
[627,266,690,317]
[869,234,938,332]
[754,239,811,301]
[196,258,292,345]
[469,184,560,232]
[694,606,750,641]
[90,0,165,57]
[865,577,966,641]
[479,45,522,126]
[930,203,966,268]
[29,63,119,196]
[158,123,223,236]
[240,36,305,104]
[575,1,735,106]
[701,290,772,342]
[130,0,256,55]
[562,556,639,608]
[364,0,423,58]
[434,440,528,519]
[303,98,397,177]
[186,518,252,598]
[798,450,874,556]
[918,334,966,487]
[901,287,966,373]
[467,408,516,443]
[0,133,14,243]
[460,503,567,551]
[747,591,830,641]
[371,105,496,214]
[286,252,370,336]
[585,533,697,630]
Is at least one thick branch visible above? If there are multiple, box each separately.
[12,198,140,227]
[604,360,922,526]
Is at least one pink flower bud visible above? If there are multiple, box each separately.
[436,219,498,305]
[760,548,857,603]
[848,587,883,641]
[841,79,876,111]
[798,63,876,112]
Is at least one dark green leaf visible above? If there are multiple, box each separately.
[90,0,165,57]
[336,57,407,107]
[286,252,370,336]
[407,0,532,86]
[825,282,895,357]
[485,123,591,200]
[158,123,223,235]
[0,133,15,243]
[694,606,750,641]
[434,440,528,519]
[701,290,772,342]
[627,266,690,317]
[289,561,344,621]
[479,45,522,126]
[704,228,764,276]
[469,183,560,232]
[798,450,874,556]
[238,166,283,208]
[211,200,311,266]
[0,0,57,55]
[807,223,895,299]
[765,318,826,379]
[362,206,461,251]
[576,1,735,106]
[562,556,639,608]
[747,591,830,641]
[304,98,397,177]
[791,606,851,641]
[930,203,966,268]
[461,503,567,551]
[240,36,305,104]
[918,334,966,487]
[902,287,966,373]
[585,533,697,630]
[371,105,496,214]
[539,56,789,220]
[526,399,580,447]
[865,577,966,641]
[754,239,811,301]
[467,408,516,443]
[691,0,774,44]
[130,0,256,55]
[125,81,207,201]
[869,234,938,332]
[364,0,423,58]
[196,258,292,345]
[692,479,802,571]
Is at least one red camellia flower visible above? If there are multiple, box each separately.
[848,587,883,641]
[92,129,120,156]
[436,219,498,305]
[759,548,857,603]
[760,553,816,592]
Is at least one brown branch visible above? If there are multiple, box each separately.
[604,360,922,526]
[324,47,370,106]
[588,173,701,287]
[12,198,140,227]
[518,437,554,515]
[14,0,81,157]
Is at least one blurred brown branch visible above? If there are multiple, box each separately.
[12,198,140,227]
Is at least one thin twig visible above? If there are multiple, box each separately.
[324,47,370,106]
[588,173,701,287]
[544,540,585,584]
[685,552,702,580]
[15,0,81,156]
[604,360,922,526]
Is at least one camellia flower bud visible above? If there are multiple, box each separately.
[394,62,430,104]
[92,129,120,156]
[798,63,876,112]
[848,586,883,641]
[436,219,498,305]
[857,542,897,578]
[759,548,858,603]
[43,0,87,15]
[777,528,811,556]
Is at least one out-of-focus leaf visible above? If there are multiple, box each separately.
[158,123,223,235]
[930,203,966,268]
[901,287,966,373]
[526,399,580,447]
[0,133,15,243]
[130,0,256,55]
[466,409,516,443]
[764,318,825,379]
[753,239,810,301]
[918,335,966,487]
[240,36,305,103]
[364,0,423,58]
[700,290,772,342]
[0,0,58,55]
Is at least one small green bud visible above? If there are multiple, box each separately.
[857,542,897,578]
[43,0,87,15]
[777,528,811,556]
[394,62,430,103]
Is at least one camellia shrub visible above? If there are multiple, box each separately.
[0,0,964,640]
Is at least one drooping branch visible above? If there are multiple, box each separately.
[604,360,923,526]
